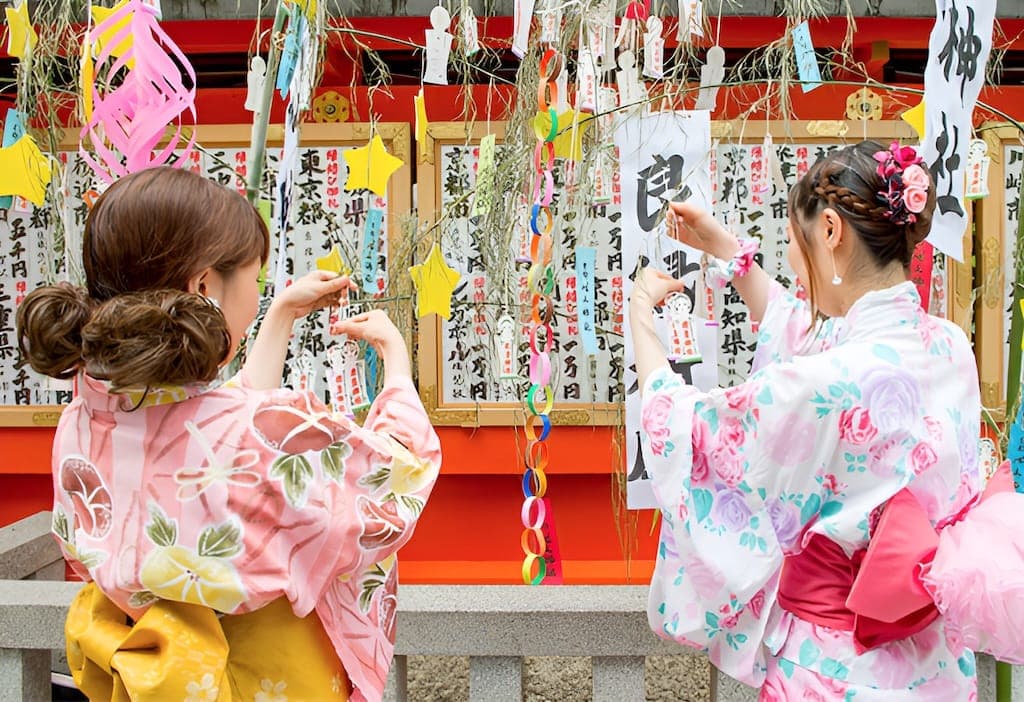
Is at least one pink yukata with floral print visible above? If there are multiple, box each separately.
[641,280,982,700]
[51,370,441,702]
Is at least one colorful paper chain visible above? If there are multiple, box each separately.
[521,49,562,585]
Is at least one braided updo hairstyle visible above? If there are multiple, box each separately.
[17,167,269,392]
[787,140,936,318]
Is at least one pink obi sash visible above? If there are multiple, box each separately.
[778,466,1014,654]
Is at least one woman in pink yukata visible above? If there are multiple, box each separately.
[631,141,995,700]
[16,166,441,702]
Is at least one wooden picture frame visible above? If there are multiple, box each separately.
[416,118,966,427]
[0,122,411,427]
[416,120,622,427]
[974,122,1023,422]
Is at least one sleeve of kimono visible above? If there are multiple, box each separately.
[232,371,440,600]
[336,375,442,572]
[640,363,837,685]
[751,280,832,371]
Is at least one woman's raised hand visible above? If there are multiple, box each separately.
[667,201,740,261]
[631,267,686,311]
[272,271,356,320]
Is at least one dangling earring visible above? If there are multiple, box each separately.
[830,250,842,286]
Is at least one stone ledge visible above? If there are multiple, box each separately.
[0,513,62,582]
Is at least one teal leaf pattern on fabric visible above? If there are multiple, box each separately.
[692,489,713,523]
[821,658,849,680]
[801,493,821,525]
[799,639,820,667]
[872,343,901,365]
[958,653,976,677]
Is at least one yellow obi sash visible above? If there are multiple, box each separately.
[66,583,350,701]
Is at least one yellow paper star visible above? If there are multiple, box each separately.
[409,243,461,319]
[901,100,926,142]
[91,0,135,64]
[342,134,404,197]
[316,245,352,276]
[5,0,38,59]
[532,109,590,161]
[0,134,52,206]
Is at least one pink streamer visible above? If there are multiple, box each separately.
[79,0,197,183]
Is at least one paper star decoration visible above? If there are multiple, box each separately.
[91,0,135,63]
[343,134,403,197]
[901,100,926,142]
[5,0,38,59]
[0,134,52,206]
[316,245,352,276]
[409,242,461,319]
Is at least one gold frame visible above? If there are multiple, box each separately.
[974,122,1023,422]
[416,118,962,427]
[0,122,412,427]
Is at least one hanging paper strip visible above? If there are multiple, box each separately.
[361,207,384,294]
[909,241,934,312]
[80,0,197,183]
[0,109,26,208]
[1007,177,1024,494]
[521,48,564,586]
[576,246,599,355]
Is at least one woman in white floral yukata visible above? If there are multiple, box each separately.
[16,166,440,702]
[630,141,1002,700]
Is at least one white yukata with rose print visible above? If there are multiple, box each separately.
[52,370,440,702]
[641,280,983,700]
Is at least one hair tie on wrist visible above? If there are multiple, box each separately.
[710,238,759,287]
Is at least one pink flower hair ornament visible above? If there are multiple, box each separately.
[872,141,931,226]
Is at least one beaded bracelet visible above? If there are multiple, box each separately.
[712,237,760,286]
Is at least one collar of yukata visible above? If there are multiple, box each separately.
[78,373,226,411]
[825,281,923,346]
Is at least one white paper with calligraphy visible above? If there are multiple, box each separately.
[437,143,623,406]
[616,111,717,508]
[920,0,996,260]
[1003,144,1023,393]
[0,145,388,407]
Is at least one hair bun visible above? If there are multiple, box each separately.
[16,283,94,379]
[81,290,230,390]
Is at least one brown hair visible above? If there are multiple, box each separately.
[17,166,269,390]
[788,140,936,318]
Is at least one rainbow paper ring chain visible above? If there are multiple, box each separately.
[520,48,562,586]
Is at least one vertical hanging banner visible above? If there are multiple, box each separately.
[919,0,995,261]
[615,111,719,509]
